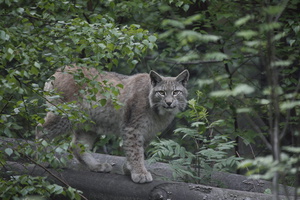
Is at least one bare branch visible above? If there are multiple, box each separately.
[146,54,256,65]
[274,0,290,22]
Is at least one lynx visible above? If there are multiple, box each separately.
[37,65,189,183]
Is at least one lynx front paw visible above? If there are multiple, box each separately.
[89,163,112,173]
[131,171,153,183]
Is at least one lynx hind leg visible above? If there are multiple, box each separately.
[36,112,71,141]
[72,131,112,173]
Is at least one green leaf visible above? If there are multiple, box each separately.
[232,84,255,95]
[42,140,48,147]
[0,30,10,41]
[116,83,123,89]
[17,7,25,14]
[236,108,252,113]
[47,184,64,194]
[264,188,272,194]
[208,119,225,128]
[264,5,284,15]
[131,60,138,65]
[272,60,291,67]
[280,100,300,110]
[183,14,203,25]
[99,99,107,106]
[203,52,228,61]
[162,19,185,29]
[178,30,220,44]
[235,15,254,26]
[31,66,39,75]
[172,52,200,62]
[282,146,300,153]
[148,35,157,42]
[191,122,205,127]
[5,148,13,156]
[107,43,115,51]
[34,62,41,69]
[259,22,281,32]
[7,48,14,55]
[236,30,258,40]
[210,84,254,97]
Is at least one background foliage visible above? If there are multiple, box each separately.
[0,0,299,199]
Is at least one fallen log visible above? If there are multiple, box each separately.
[0,137,297,199]
[2,161,295,200]
[84,153,297,196]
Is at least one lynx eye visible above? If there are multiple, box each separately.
[172,90,181,96]
[157,91,166,96]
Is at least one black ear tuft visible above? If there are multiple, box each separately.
[149,70,163,87]
[176,70,189,87]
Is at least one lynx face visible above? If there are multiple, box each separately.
[149,70,189,115]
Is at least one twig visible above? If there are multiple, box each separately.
[244,113,272,150]
[26,156,89,200]
[274,0,289,22]
[12,74,69,117]
[0,95,13,114]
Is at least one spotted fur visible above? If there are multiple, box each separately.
[37,65,189,183]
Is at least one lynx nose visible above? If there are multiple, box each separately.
[166,101,172,106]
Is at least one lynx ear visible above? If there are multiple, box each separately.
[149,70,163,86]
[176,70,189,87]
